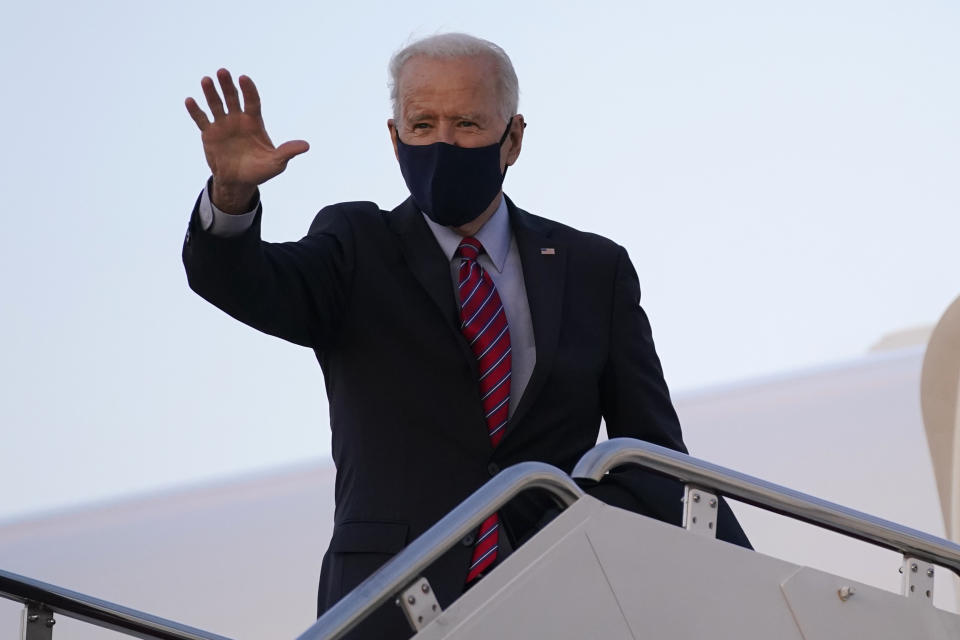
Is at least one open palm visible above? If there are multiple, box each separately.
[185,69,308,212]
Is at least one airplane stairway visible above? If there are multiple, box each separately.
[301,439,960,640]
[3,438,960,639]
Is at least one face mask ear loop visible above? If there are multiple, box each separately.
[499,116,517,178]
[498,117,515,145]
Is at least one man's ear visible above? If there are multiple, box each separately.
[503,114,525,168]
[387,119,400,161]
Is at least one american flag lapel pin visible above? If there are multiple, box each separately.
[540,247,556,255]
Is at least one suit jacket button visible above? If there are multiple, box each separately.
[487,462,500,477]
[461,533,475,546]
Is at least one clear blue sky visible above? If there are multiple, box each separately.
[2,0,958,521]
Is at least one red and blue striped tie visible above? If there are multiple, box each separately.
[457,237,511,583]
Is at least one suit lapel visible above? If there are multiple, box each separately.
[505,198,567,437]
[387,196,567,443]
[387,198,480,376]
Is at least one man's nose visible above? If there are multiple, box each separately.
[435,123,458,146]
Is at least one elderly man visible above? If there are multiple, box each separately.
[183,33,748,638]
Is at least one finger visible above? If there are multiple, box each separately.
[238,74,261,118]
[184,97,211,131]
[275,140,310,163]
[217,68,242,114]
[201,75,226,119]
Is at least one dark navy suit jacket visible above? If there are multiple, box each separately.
[182,194,749,639]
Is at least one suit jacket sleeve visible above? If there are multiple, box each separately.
[600,246,687,452]
[594,246,752,548]
[181,193,367,351]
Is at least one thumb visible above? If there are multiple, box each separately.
[276,139,310,163]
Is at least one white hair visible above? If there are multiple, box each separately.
[388,33,520,123]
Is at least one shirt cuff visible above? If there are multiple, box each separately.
[198,182,259,238]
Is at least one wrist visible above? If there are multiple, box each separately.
[210,180,257,214]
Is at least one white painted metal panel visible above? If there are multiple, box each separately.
[415,497,959,639]
[781,567,954,640]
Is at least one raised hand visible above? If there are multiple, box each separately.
[185,69,309,213]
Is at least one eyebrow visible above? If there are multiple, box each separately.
[404,110,434,123]
[450,112,484,121]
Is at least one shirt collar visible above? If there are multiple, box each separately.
[422,195,511,273]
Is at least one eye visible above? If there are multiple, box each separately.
[457,120,478,128]
[411,122,431,131]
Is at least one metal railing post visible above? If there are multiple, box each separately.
[572,437,960,578]
[21,602,55,640]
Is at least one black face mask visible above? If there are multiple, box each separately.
[396,119,513,227]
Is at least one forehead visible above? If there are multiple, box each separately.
[397,55,500,119]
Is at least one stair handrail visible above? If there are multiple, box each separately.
[296,461,583,640]
[0,567,232,640]
[573,437,960,576]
